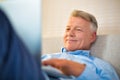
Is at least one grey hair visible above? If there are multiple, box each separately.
[70,10,98,32]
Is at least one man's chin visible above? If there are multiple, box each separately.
[65,47,77,51]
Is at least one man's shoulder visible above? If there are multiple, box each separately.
[94,56,110,64]
[93,56,114,70]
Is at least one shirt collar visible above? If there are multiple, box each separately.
[61,48,91,57]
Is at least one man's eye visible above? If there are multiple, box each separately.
[66,28,70,31]
[76,28,82,31]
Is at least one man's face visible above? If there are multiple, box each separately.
[63,16,96,51]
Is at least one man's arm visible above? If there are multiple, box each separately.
[42,58,120,80]
[42,58,86,76]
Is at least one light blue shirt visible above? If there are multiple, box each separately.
[42,48,119,80]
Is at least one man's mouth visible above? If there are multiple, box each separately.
[67,39,77,43]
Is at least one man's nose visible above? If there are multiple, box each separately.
[68,29,75,37]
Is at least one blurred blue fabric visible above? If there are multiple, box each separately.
[0,9,45,80]
[0,1,41,54]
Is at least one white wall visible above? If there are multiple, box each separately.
[42,0,120,38]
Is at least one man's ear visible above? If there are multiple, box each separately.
[90,32,97,43]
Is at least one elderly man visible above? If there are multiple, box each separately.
[42,10,119,80]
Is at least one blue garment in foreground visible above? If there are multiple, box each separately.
[0,9,45,80]
[42,48,119,80]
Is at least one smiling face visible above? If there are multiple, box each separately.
[63,16,96,51]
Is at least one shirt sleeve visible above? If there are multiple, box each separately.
[76,63,119,80]
[76,65,100,80]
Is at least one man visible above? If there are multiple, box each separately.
[0,9,45,80]
[42,10,119,80]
